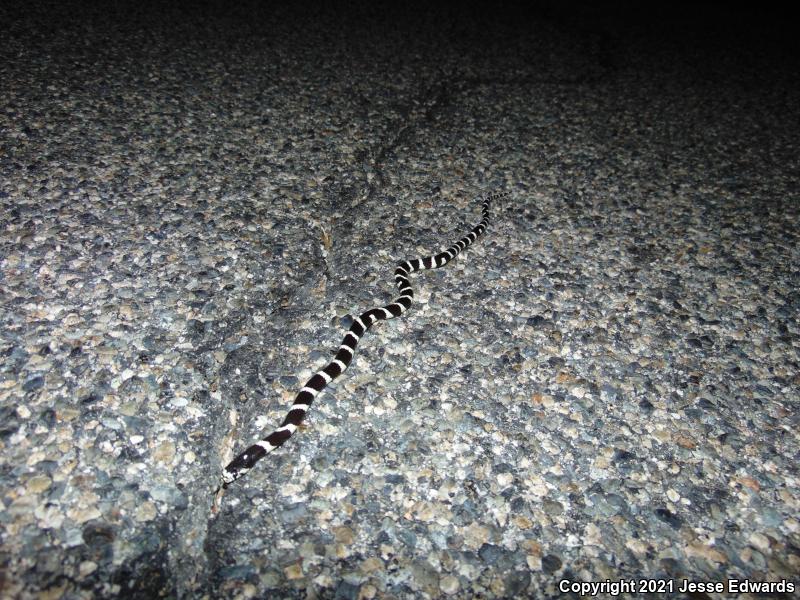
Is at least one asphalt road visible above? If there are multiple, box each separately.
[1,2,798,598]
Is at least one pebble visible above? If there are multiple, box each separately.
[436,574,458,596]
[134,502,157,522]
[26,475,52,493]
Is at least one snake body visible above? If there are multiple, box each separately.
[221,191,508,486]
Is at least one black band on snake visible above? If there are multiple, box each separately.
[221,190,508,487]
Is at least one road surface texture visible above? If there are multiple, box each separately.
[1,1,798,598]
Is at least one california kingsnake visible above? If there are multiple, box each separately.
[220,191,508,487]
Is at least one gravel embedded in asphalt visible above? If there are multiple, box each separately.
[1,2,798,598]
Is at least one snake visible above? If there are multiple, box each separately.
[220,190,508,488]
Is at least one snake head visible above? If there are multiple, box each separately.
[222,442,268,487]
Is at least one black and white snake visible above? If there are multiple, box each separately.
[220,191,508,488]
